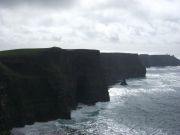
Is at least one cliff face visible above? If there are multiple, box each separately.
[68,50,109,104]
[139,54,180,67]
[101,53,146,85]
[0,47,109,131]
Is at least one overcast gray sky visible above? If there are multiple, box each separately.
[0,0,180,57]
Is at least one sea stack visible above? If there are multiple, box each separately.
[120,79,127,86]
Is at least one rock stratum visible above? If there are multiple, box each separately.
[0,47,147,133]
[139,54,180,67]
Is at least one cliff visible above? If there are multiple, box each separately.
[0,48,149,132]
[0,47,109,132]
[101,53,146,85]
[139,54,180,67]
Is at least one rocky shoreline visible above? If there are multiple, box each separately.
[0,47,180,134]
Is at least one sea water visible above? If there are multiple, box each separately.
[12,66,180,135]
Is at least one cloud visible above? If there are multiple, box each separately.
[0,0,74,8]
[0,0,180,58]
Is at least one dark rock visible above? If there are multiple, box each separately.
[67,49,109,105]
[120,79,127,86]
[101,53,146,85]
[0,47,109,132]
[139,54,180,67]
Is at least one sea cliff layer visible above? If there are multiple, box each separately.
[139,54,180,67]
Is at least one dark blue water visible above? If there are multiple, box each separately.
[12,66,180,135]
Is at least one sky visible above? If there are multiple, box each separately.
[0,0,180,57]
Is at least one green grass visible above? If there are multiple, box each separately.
[0,48,47,57]
[0,130,10,135]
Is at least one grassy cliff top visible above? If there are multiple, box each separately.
[0,47,100,57]
[0,48,51,57]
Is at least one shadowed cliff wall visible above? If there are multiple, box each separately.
[101,53,146,85]
[139,54,180,67]
[68,49,109,104]
[0,47,109,132]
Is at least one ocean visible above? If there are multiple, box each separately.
[12,66,180,135]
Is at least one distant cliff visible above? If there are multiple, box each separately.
[139,54,180,67]
[0,47,109,132]
[101,53,146,85]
